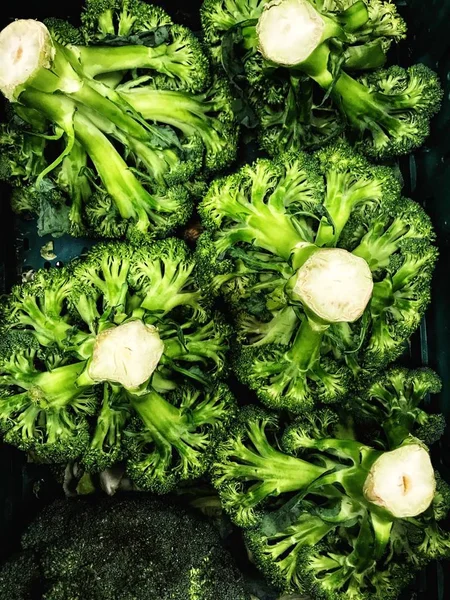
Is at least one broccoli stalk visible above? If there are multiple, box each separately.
[125,384,236,493]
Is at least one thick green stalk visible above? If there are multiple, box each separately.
[16,361,89,408]
[128,389,186,444]
[72,44,187,78]
[286,316,329,372]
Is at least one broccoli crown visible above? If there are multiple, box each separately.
[0,240,233,476]
[0,495,250,600]
[200,0,430,159]
[198,144,437,412]
[0,5,230,241]
[214,402,446,598]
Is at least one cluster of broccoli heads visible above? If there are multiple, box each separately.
[0,1,448,600]
[0,0,238,240]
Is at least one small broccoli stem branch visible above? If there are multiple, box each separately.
[120,88,222,151]
[128,389,194,451]
[286,316,328,372]
[67,79,156,144]
[382,414,416,449]
[139,289,202,316]
[72,111,166,224]
[162,331,225,367]
[15,297,74,348]
[315,174,383,247]
[73,44,188,79]
[89,389,127,452]
[243,202,306,260]
[24,361,90,408]
[371,512,394,560]
[352,220,409,270]
[223,433,327,495]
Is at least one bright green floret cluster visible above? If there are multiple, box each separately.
[197,141,438,413]
[0,0,238,240]
[0,239,234,491]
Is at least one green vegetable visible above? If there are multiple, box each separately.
[197,141,437,412]
[0,495,250,599]
[201,0,441,158]
[0,1,238,239]
[0,239,234,491]
[212,367,449,598]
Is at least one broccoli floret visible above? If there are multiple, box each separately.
[0,124,47,185]
[432,471,450,522]
[253,75,345,156]
[81,0,173,41]
[128,237,207,319]
[0,358,97,462]
[10,186,40,216]
[1,495,250,600]
[120,72,239,173]
[201,0,265,51]
[234,339,351,413]
[212,406,329,526]
[245,514,339,592]
[351,366,443,448]
[79,4,210,93]
[82,384,130,472]
[44,18,84,45]
[84,189,128,239]
[125,383,236,493]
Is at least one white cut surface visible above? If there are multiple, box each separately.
[363,445,436,518]
[293,248,373,323]
[257,0,325,66]
[0,20,54,101]
[88,321,165,390]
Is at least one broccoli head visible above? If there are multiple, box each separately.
[198,143,437,412]
[0,495,250,600]
[0,240,233,479]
